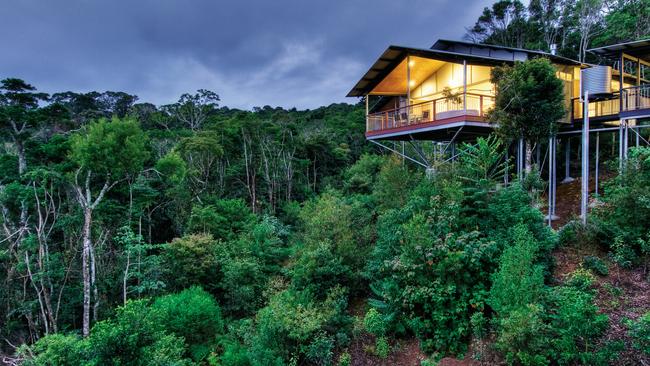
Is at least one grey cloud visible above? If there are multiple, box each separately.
[0,0,493,109]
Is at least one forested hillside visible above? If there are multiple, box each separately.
[2,0,650,365]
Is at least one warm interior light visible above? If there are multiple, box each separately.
[409,80,416,87]
[409,60,415,68]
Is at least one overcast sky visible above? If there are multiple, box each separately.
[1,0,493,110]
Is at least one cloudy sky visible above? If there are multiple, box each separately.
[1,0,493,110]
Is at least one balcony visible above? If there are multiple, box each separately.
[571,85,650,122]
[366,93,495,139]
[622,84,650,117]
[572,94,620,121]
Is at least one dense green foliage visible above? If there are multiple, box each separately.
[18,287,223,365]
[570,147,650,272]
[3,7,649,359]
[465,0,649,61]
[629,312,650,355]
[489,58,565,144]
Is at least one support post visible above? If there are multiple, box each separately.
[406,55,411,125]
[365,96,369,131]
[548,136,558,225]
[624,120,629,160]
[581,91,590,224]
[595,132,600,196]
[562,138,574,183]
[619,120,625,171]
[463,60,467,114]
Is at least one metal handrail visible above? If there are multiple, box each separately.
[366,93,494,133]
[571,94,620,120]
[571,85,650,120]
[622,84,650,112]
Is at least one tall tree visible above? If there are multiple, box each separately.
[595,0,650,45]
[529,0,562,50]
[488,58,565,173]
[465,0,529,47]
[162,89,220,131]
[0,79,49,175]
[575,0,604,62]
[68,117,149,336]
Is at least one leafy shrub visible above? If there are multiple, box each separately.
[557,220,611,250]
[151,287,224,361]
[564,268,595,291]
[489,224,545,316]
[363,308,387,336]
[547,285,609,364]
[343,153,384,194]
[86,299,189,366]
[611,235,636,268]
[373,155,419,211]
[368,168,555,355]
[163,234,221,292]
[220,255,266,316]
[297,191,370,294]
[248,287,351,366]
[492,265,610,365]
[582,255,609,276]
[187,198,256,241]
[420,360,438,366]
[219,216,289,316]
[305,333,335,366]
[594,147,650,266]
[470,312,487,339]
[337,351,351,366]
[20,288,224,365]
[290,240,352,296]
[216,319,253,366]
[375,336,390,359]
[629,312,650,355]
[18,334,88,366]
[495,303,550,366]
[480,185,557,274]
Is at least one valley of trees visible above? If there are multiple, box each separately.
[2,0,650,365]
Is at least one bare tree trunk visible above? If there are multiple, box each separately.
[241,130,257,212]
[81,207,92,337]
[123,252,130,305]
[73,169,117,337]
[15,138,27,176]
[90,241,99,323]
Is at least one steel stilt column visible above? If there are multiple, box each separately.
[548,136,558,225]
[562,138,574,183]
[595,132,600,196]
[581,92,590,224]
[624,120,629,160]
[619,121,625,171]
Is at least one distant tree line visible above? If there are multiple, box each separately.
[465,0,650,61]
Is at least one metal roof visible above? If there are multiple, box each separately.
[588,39,650,59]
[433,39,582,65]
[347,40,581,97]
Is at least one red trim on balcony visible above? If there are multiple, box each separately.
[365,114,487,138]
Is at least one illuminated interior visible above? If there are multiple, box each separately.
[368,56,494,102]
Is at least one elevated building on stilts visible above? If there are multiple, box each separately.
[347,38,650,225]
